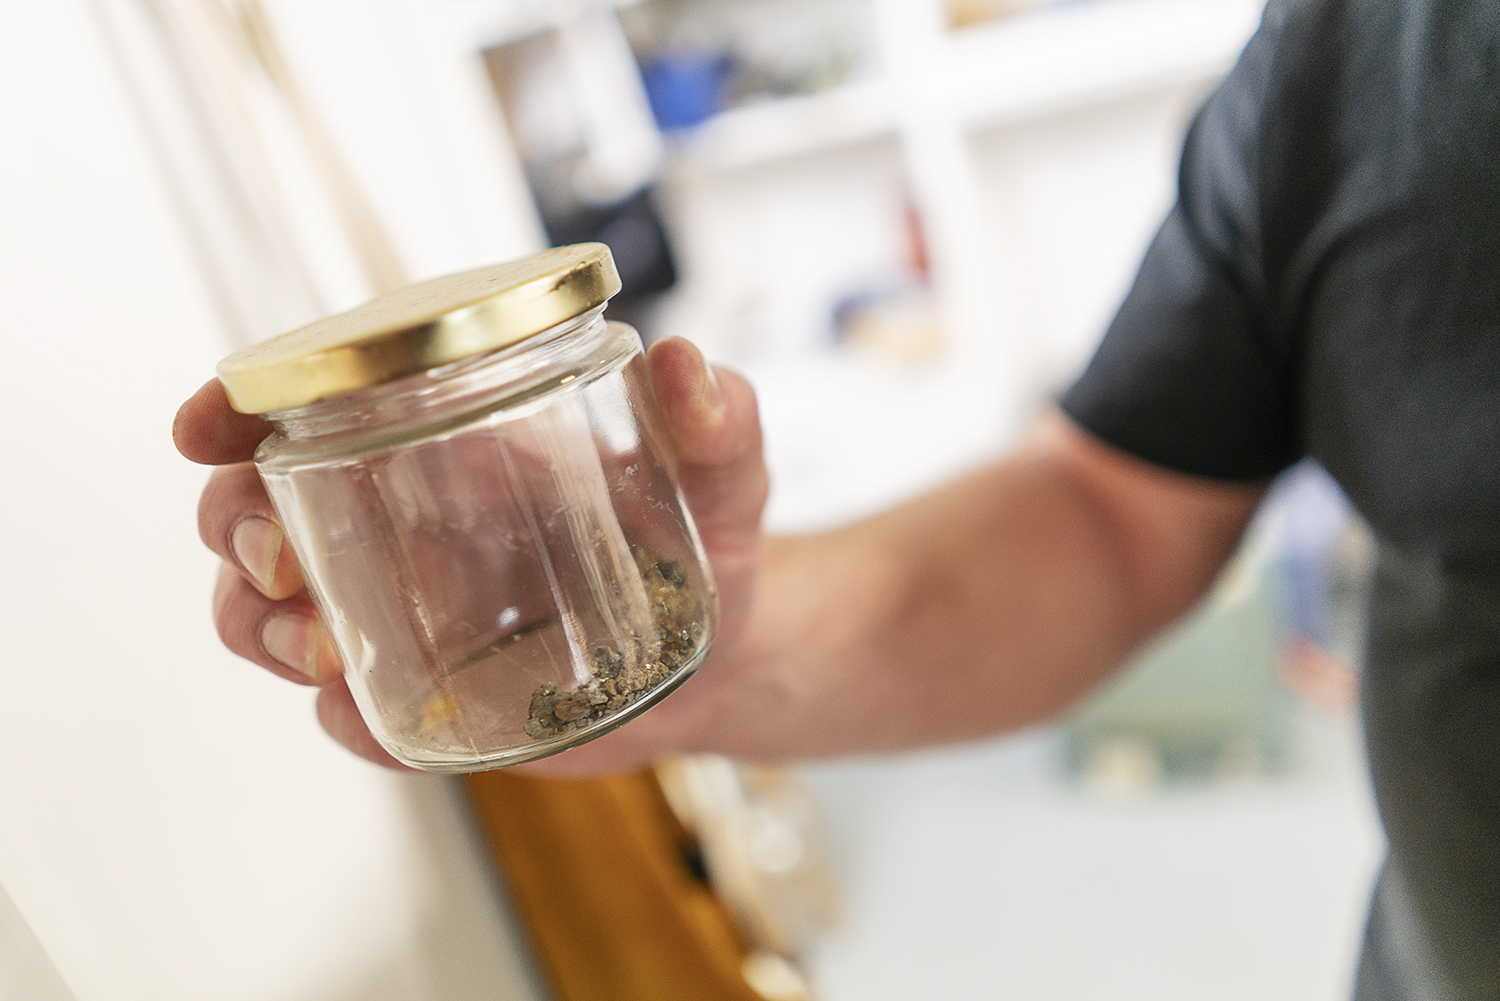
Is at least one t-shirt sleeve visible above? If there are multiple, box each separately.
[1059,0,1303,482]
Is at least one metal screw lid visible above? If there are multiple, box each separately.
[217,243,621,414]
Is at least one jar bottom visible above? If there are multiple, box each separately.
[389,639,709,772]
[382,552,713,772]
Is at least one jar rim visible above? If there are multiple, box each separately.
[254,310,634,468]
[216,243,620,414]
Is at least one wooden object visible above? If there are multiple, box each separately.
[466,769,769,1001]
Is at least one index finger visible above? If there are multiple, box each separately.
[174,379,272,465]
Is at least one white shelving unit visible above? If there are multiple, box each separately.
[683,0,1261,172]
[680,0,1261,379]
[682,79,892,173]
[646,0,1264,530]
[947,0,1264,127]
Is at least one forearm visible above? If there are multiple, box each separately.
[688,412,1266,760]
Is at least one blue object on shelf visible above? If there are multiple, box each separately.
[641,52,734,131]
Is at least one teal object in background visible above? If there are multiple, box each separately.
[1067,551,1291,785]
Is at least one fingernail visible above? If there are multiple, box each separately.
[232,517,300,598]
[699,353,727,421]
[262,613,340,682]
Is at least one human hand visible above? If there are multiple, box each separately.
[174,336,769,775]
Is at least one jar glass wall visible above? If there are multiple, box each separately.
[255,310,717,770]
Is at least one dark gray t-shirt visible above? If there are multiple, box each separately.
[1060,0,1500,996]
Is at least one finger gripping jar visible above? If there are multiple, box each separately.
[217,244,717,771]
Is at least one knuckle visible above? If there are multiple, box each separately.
[213,564,320,682]
[198,463,273,556]
[212,567,261,661]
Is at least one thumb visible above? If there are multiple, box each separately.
[646,337,768,558]
[512,338,768,777]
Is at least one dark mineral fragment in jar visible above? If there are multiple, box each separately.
[524,554,708,740]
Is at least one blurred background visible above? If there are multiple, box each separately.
[0,0,1383,998]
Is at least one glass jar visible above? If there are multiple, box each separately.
[217,245,716,771]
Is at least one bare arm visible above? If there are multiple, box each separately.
[545,408,1265,771]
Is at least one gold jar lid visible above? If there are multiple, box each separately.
[217,243,622,414]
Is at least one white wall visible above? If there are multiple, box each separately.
[0,5,544,999]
